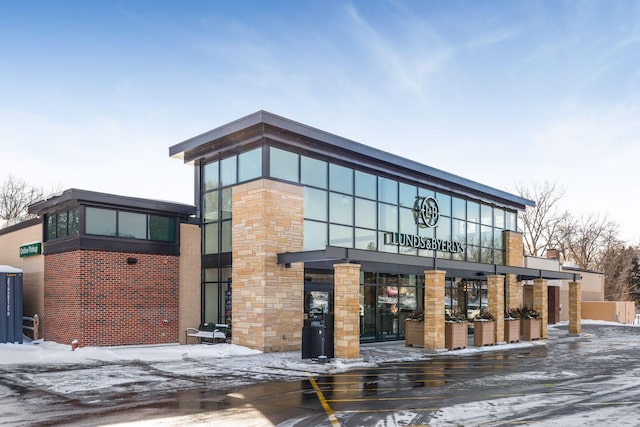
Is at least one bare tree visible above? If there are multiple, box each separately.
[0,175,44,225]
[515,181,567,257]
[596,235,637,301]
[557,213,619,270]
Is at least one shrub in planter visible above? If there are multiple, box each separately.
[504,308,521,343]
[473,309,496,347]
[445,309,468,350]
[405,312,424,347]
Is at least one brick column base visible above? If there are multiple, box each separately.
[424,270,446,350]
[569,281,582,335]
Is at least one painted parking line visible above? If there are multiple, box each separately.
[307,373,341,426]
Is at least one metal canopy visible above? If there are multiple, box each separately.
[277,246,581,282]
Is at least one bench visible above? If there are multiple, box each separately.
[186,323,229,344]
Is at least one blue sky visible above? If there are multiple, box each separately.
[2,1,639,242]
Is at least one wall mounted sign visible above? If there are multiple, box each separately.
[19,242,42,257]
[384,232,465,253]
[413,196,439,228]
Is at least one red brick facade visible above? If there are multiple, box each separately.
[44,250,179,346]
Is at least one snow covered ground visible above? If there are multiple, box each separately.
[1,320,639,426]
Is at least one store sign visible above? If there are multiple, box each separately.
[384,232,465,254]
[413,196,439,228]
[19,242,42,257]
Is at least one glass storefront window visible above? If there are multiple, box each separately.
[481,204,493,226]
[203,161,219,191]
[46,215,56,240]
[467,201,480,223]
[494,208,505,229]
[203,191,219,222]
[494,229,504,250]
[355,170,376,199]
[304,187,327,221]
[329,193,353,226]
[378,177,398,205]
[68,208,79,236]
[467,222,480,246]
[378,203,397,231]
[436,217,451,240]
[221,188,232,220]
[149,215,175,241]
[506,211,516,231]
[399,207,416,235]
[204,223,219,254]
[436,193,451,217]
[355,198,376,229]
[330,224,353,247]
[452,197,465,219]
[452,219,466,242]
[481,225,493,247]
[304,220,327,251]
[86,207,116,236]
[399,183,417,207]
[56,211,67,238]
[220,156,237,187]
[301,156,327,188]
[378,231,398,253]
[119,211,147,239]
[221,220,232,252]
[330,164,353,194]
[238,147,262,182]
[355,228,376,250]
[270,147,299,182]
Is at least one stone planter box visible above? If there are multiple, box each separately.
[522,318,541,341]
[404,320,424,347]
[473,320,496,346]
[445,321,468,350]
[504,318,521,343]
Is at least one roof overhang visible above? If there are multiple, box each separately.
[278,246,581,282]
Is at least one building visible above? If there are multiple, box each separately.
[1,111,583,354]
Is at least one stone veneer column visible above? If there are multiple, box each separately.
[334,263,361,359]
[504,230,524,267]
[569,281,582,335]
[424,270,446,351]
[487,275,505,343]
[231,179,304,352]
[533,278,548,339]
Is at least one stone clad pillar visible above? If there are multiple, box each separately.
[505,274,522,311]
[569,281,582,335]
[424,270,446,351]
[334,263,361,359]
[487,275,505,343]
[533,278,548,339]
[232,179,304,352]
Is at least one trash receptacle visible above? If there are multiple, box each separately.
[1,265,23,344]
[302,316,334,359]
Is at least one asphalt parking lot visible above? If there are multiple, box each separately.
[2,322,639,426]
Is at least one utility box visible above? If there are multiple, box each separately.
[0,265,23,344]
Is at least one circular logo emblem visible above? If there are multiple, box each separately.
[414,196,440,228]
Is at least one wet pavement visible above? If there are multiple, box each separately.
[2,323,640,426]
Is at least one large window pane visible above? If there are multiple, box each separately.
[221,188,232,220]
[481,204,493,226]
[270,147,299,182]
[467,222,480,246]
[68,208,79,236]
[399,207,416,234]
[86,207,116,236]
[379,177,398,204]
[330,193,353,225]
[301,156,327,188]
[481,225,493,247]
[304,220,327,251]
[46,215,56,240]
[203,191,219,222]
[330,224,353,248]
[452,219,466,241]
[57,211,68,238]
[355,170,376,199]
[203,161,219,191]
[494,229,504,250]
[330,164,353,194]
[149,215,176,242]
[436,193,451,217]
[467,201,480,223]
[304,187,327,221]
[452,197,465,219]
[119,211,147,239]
[436,217,451,240]
[378,203,397,231]
[355,198,376,229]
[220,156,237,187]
[378,231,398,253]
[494,208,505,229]
[506,211,516,231]
[399,183,417,208]
[355,228,376,250]
[238,147,262,182]
[221,220,232,252]
[204,223,219,254]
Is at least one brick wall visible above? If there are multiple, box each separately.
[44,250,179,346]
